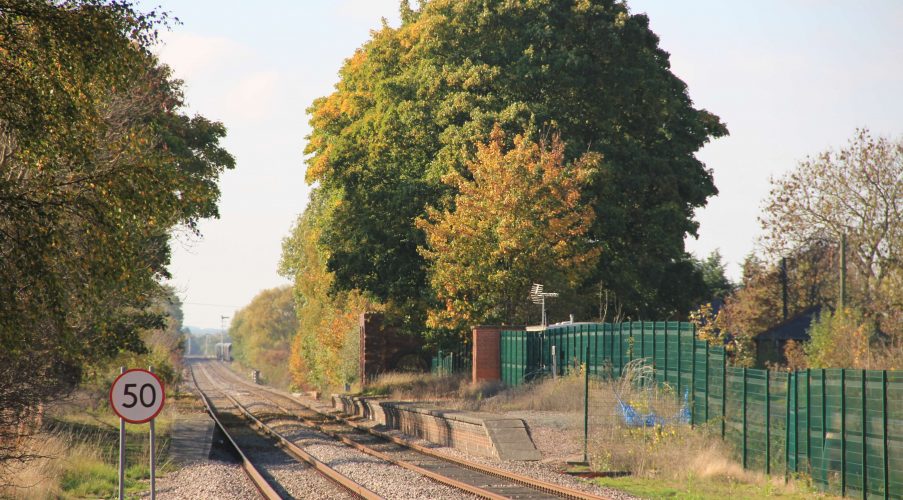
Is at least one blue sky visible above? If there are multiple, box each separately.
[147,1,903,328]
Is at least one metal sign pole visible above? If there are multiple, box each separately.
[118,366,125,500]
[149,365,156,500]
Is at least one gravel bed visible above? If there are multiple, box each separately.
[362,424,637,500]
[143,462,260,499]
[207,361,632,499]
[193,364,352,499]
[201,362,476,500]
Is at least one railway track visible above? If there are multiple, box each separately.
[201,359,610,500]
[189,363,365,499]
[193,360,480,499]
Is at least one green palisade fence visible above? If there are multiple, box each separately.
[498,321,902,498]
[430,348,471,376]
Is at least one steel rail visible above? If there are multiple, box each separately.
[188,365,281,500]
[205,364,510,500]
[210,361,610,500]
[196,363,383,500]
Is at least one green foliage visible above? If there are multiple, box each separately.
[279,190,378,391]
[694,250,735,301]
[229,286,297,388]
[304,0,727,334]
[0,1,232,463]
[804,308,871,369]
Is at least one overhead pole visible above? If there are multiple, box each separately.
[220,315,230,360]
[840,233,847,310]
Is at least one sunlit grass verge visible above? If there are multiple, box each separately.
[592,474,840,499]
[0,395,175,499]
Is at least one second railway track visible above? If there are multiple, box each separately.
[199,359,610,500]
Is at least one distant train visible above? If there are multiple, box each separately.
[214,342,232,361]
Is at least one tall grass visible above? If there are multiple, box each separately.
[0,396,174,499]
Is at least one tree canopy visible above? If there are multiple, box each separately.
[303,0,727,332]
[229,286,298,388]
[417,128,600,331]
[0,0,233,465]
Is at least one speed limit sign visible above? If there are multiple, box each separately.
[109,369,165,423]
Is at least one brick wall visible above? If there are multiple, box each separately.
[332,395,541,461]
[472,325,503,383]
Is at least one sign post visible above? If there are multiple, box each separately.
[118,366,125,500]
[148,366,156,500]
[110,368,166,500]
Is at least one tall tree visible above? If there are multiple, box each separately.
[0,1,233,468]
[417,128,600,331]
[694,250,735,301]
[304,0,727,331]
[279,191,378,390]
[761,129,902,312]
[229,287,298,388]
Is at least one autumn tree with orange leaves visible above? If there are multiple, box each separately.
[417,128,601,332]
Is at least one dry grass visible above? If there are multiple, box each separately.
[0,430,111,499]
[0,389,177,499]
[365,371,472,400]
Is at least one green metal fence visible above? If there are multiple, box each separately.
[499,322,902,498]
[430,349,471,376]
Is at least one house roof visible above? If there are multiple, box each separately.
[753,307,821,342]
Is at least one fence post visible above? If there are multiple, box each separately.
[663,323,669,386]
[841,369,846,497]
[766,371,771,475]
[721,352,727,439]
[882,370,888,500]
[806,368,812,472]
[784,371,791,480]
[704,342,710,423]
[552,345,557,380]
[742,367,748,469]
[691,326,696,427]
[861,369,867,500]
[584,346,590,464]
[641,321,646,359]
[795,369,800,472]
[821,368,828,489]
[677,324,682,399]
[618,322,624,373]
[652,322,658,381]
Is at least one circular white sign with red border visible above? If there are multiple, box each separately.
[109,369,165,423]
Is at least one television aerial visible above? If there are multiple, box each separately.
[529,283,559,327]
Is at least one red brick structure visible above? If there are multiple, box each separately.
[471,325,504,383]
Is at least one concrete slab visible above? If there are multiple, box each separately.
[484,420,542,461]
[168,410,214,465]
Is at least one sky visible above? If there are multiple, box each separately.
[147,1,903,329]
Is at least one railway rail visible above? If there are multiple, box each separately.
[202,359,610,500]
[190,363,369,499]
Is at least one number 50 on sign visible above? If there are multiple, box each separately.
[110,369,165,423]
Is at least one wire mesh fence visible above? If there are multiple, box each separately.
[499,322,903,498]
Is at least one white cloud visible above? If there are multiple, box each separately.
[220,71,282,122]
[155,32,253,82]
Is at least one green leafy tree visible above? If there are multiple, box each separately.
[279,191,379,391]
[694,250,735,301]
[0,1,233,468]
[230,287,298,388]
[304,0,727,334]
